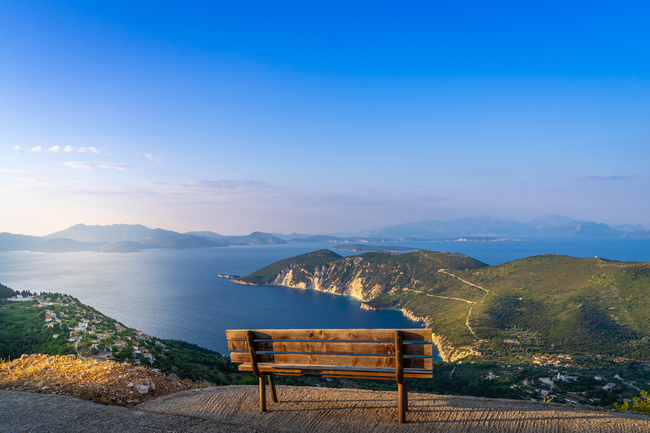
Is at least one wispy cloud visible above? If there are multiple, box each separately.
[63,162,140,171]
[49,146,60,152]
[30,146,42,152]
[145,153,162,162]
[145,179,270,192]
[583,175,636,181]
[0,168,32,173]
[8,177,153,197]
[79,147,100,153]
[63,146,100,153]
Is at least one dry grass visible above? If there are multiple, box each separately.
[0,354,199,406]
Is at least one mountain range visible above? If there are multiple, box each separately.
[0,224,287,253]
[1,215,648,253]
[356,215,650,239]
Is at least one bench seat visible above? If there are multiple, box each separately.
[238,363,434,379]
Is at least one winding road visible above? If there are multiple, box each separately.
[405,270,497,339]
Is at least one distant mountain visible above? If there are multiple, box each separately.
[142,234,228,249]
[97,241,149,252]
[44,224,179,243]
[291,235,344,243]
[290,235,428,243]
[0,233,43,251]
[185,231,224,240]
[331,244,424,252]
[620,230,650,238]
[526,214,574,232]
[32,235,226,252]
[223,231,288,245]
[611,223,650,232]
[32,239,107,253]
[271,232,313,240]
[544,221,621,238]
[361,217,538,239]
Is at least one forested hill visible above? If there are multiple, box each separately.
[236,250,650,362]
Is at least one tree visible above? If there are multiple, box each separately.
[615,391,650,413]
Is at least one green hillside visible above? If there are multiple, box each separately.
[237,251,650,362]
[238,249,343,284]
[0,293,245,385]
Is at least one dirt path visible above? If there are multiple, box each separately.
[405,270,498,339]
[3,385,648,432]
[436,269,500,339]
[437,269,498,297]
[403,288,474,304]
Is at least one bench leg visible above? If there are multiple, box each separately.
[398,382,406,423]
[268,374,278,403]
[404,378,408,412]
[259,376,267,413]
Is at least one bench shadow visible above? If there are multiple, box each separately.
[262,396,640,427]
[277,398,395,404]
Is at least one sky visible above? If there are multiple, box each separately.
[1,1,649,236]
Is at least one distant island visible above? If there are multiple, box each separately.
[331,244,425,252]
[1,225,287,253]
[2,214,650,254]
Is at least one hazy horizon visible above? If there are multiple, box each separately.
[2,2,648,236]
[4,213,649,239]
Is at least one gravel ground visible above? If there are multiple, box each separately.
[0,390,256,433]
[3,385,649,432]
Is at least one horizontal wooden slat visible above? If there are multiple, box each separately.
[228,340,433,356]
[268,373,395,381]
[238,363,433,379]
[226,329,431,342]
[231,352,432,369]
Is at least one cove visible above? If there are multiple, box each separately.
[0,245,433,358]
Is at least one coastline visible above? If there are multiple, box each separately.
[234,278,460,362]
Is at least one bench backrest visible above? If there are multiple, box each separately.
[226,329,433,373]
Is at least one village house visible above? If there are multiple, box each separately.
[558,374,578,383]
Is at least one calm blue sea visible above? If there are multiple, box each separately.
[0,238,648,358]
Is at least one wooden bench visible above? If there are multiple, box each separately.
[226,329,434,423]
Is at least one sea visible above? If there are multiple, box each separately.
[1,238,649,359]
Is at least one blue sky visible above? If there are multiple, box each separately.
[1,1,649,235]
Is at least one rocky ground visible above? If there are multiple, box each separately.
[0,354,197,406]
